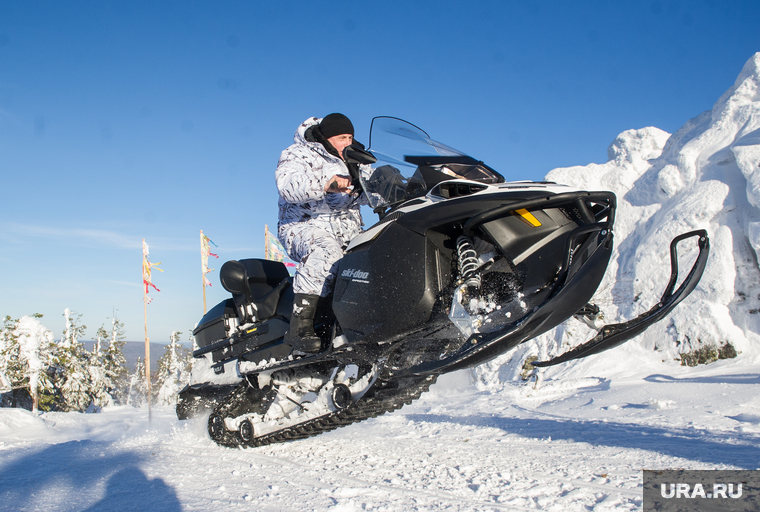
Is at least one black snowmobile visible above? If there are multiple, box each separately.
[177,117,709,448]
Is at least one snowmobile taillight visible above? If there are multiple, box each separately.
[514,208,542,227]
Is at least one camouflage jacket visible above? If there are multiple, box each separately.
[276,117,371,246]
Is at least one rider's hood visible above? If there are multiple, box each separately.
[293,117,321,145]
[292,117,340,161]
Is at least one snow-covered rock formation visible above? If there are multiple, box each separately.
[476,53,760,386]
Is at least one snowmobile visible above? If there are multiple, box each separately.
[177,117,709,448]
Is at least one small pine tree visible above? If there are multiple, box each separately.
[1,314,57,411]
[127,356,149,407]
[52,309,92,412]
[0,316,20,398]
[103,316,128,403]
[89,326,112,409]
[89,316,129,407]
[188,327,208,384]
[154,331,191,406]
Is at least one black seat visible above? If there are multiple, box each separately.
[220,259,292,323]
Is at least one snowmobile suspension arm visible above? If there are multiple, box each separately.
[534,229,710,367]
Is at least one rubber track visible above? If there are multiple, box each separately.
[210,373,438,448]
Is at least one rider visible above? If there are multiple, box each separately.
[275,113,371,353]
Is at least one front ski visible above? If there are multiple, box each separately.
[534,229,709,367]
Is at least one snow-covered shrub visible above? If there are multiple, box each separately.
[154,331,192,406]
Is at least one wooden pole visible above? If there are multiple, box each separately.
[31,377,38,413]
[265,224,269,260]
[201,230,207,315]
[143,239,152,424]
[202,274,207,314]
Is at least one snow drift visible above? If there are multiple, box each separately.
[476,53,760,386]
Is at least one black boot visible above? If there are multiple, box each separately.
[284,293,322,353]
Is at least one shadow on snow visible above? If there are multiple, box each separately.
[0,440,181,512]
[643,373,760,385]
[402,412,760,470]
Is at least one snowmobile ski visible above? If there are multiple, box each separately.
[534,229,709,367]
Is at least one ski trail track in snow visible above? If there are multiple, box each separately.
[2,362,760,511]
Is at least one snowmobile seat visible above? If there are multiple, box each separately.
[220,259,292,324]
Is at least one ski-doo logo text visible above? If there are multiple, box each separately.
[661,483,742,499]
[341,269,370,283]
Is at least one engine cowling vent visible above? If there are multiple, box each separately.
[431,182,488,199]
[377,210,404,226]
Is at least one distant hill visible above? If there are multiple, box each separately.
[83,341,191,372]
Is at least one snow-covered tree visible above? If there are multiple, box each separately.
[154,331,191,406]
[1,314,57,411]
[89,326,112,409]
[16,315,56,412]
[52,309,92,412]
[103,316,128,403]
[127,356,149,407]
[0,316,19,400]
[89,316,129,407]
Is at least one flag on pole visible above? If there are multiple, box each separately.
[141,238,161,424]
[265,236,288,262]
[200,230,218,286]
[265,225,296,268]
[142,240,163,303]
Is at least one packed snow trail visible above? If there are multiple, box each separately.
[2,355,760,511]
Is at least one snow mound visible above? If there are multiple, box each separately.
[476,53,760,388]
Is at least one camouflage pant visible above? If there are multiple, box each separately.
[279,225,346,297]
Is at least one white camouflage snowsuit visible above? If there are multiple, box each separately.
[276,117,371,297]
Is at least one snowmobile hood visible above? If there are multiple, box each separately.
[346,180,585,252]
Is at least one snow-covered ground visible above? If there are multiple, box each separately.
[2,53,760,512]
[2,353,759,511]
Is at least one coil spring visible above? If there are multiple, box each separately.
[456,235,481,289]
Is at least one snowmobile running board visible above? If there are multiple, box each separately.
[534,229,709,367]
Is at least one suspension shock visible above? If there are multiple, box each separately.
[456,235,481,289]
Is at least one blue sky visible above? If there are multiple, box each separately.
[1,1,759,342]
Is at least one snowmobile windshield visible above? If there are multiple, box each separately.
[362,117,504,210]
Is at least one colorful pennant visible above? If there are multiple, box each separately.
[200,230,218,286]
[142,239,163,302]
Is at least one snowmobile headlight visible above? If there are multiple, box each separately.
[514,208,542,227]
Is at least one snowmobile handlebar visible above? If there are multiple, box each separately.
[343,144,377,165]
